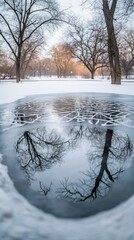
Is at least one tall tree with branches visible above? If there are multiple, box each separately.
[66,19,108,79]
[83,0,134,84]
[0,0,63,82]
[102,0,134,84]
[120,28,134,78]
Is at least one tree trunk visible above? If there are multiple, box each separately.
[21,69,25,79]
[16,47,21,83]
[16,58,21,83]
[91,70,95,79]
[107,27,121,84]
[103,0,121,85]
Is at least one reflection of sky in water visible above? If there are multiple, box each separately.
[1,94,134,217]
[16,123,133,202]
[31,139,90,198]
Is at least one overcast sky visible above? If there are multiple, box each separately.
[58,0,88,16]
[46,0,92,50]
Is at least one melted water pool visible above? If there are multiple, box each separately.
[0,93,134,218]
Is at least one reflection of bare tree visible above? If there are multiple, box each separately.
[16,124,133,201]
[58,128,133,202]
[16,128,66,182]
[68,125,104,146]
[39,181,52,196]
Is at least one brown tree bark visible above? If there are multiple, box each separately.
[103,0,121,84]
[16,57,21,83]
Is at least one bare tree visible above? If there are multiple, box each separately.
[0,0,63,82]
[82,0,134,83]
[66,19,108,79]
[120,28,134,78]
[39,181,52,196]
[16,128,67,182]
[20,35,45,79]
[50,43,75,78]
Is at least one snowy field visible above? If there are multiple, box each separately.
[0,79,134,240]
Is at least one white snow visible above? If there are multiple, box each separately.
[0,79,134,240]
[0,79,134,104]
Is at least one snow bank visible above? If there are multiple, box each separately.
[0,80,134,105]
[0,79,134,240]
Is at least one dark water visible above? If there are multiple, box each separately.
[0,93,134,218]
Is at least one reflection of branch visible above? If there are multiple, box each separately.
[58,178,86,201]
[109,134,133,160]
[16,128,66,182]
[16,124,133,200]
[58,129,133,202]
[39,181,52,196]
[67,125,104,149]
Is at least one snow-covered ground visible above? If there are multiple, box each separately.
[0,79,134,104]
[0,79,134,240]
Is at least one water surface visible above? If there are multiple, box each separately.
[0,93,134,218]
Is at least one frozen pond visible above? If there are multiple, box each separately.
[0,93,134,218]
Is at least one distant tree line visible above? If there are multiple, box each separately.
[0,0,134,83]
[0,30,133,80]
